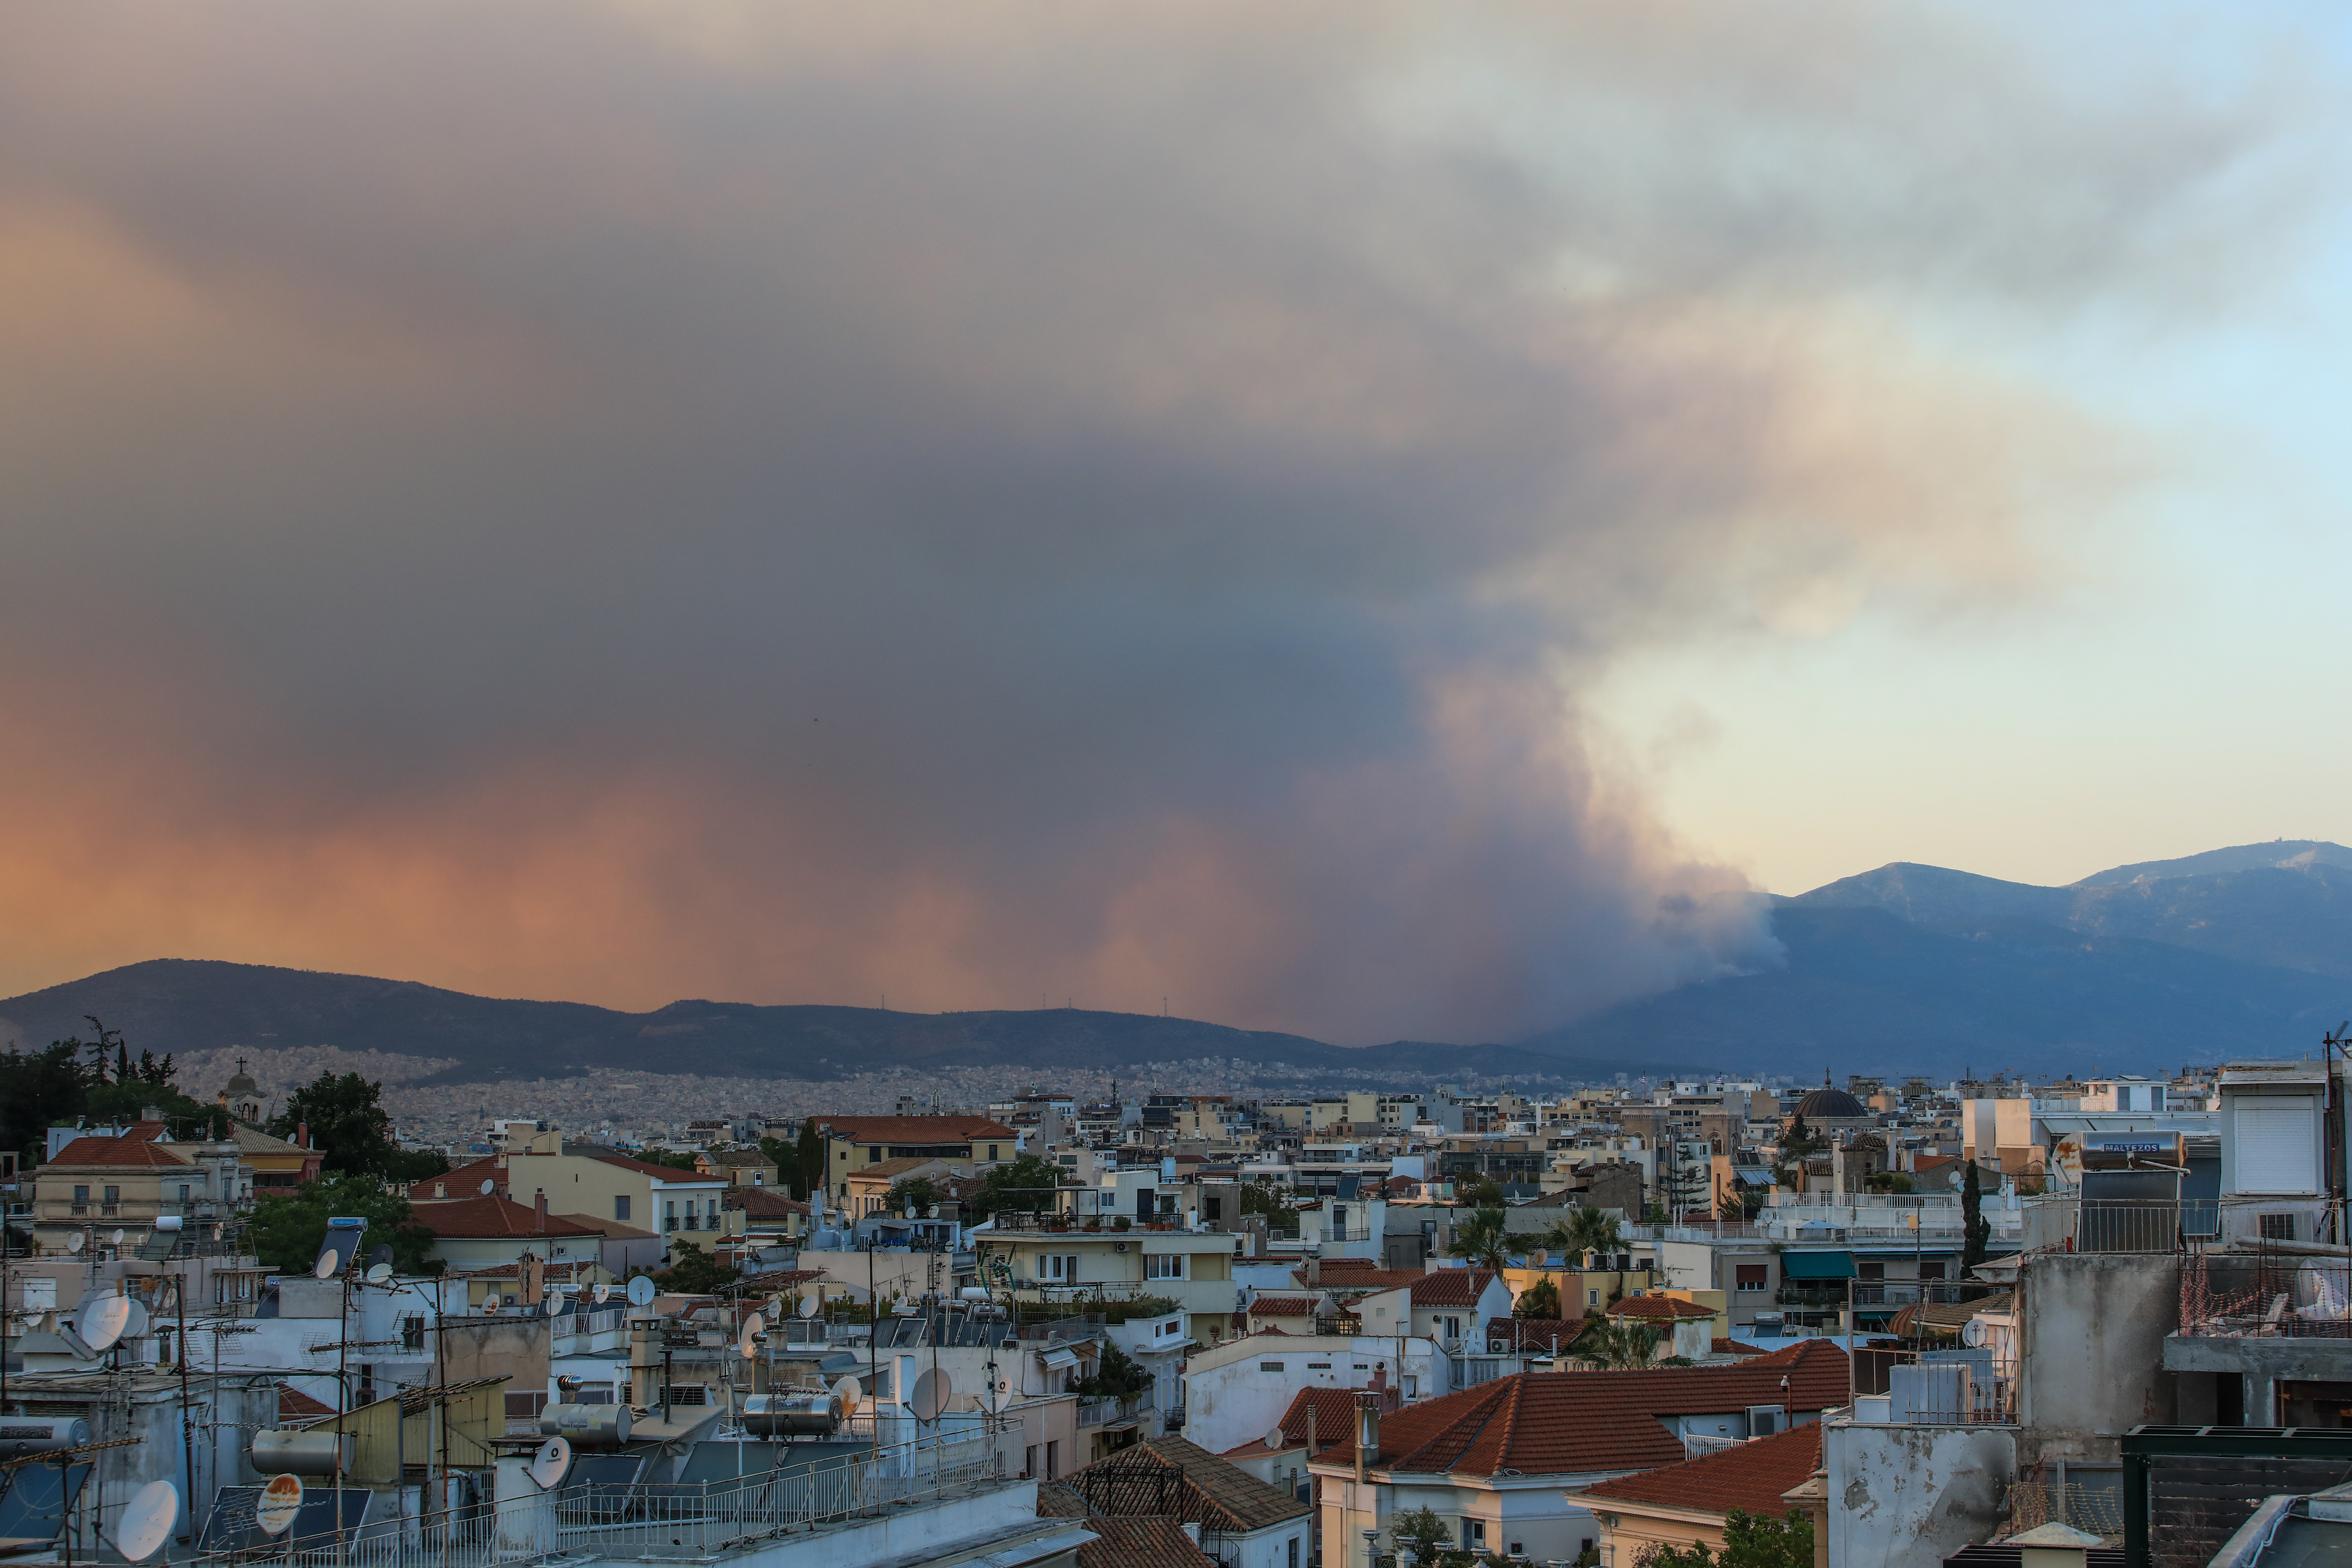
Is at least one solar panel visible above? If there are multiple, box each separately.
[0,1461,92,1546]
[197,1487,373,1554]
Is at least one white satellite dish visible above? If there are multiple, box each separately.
[528,1436,572,1491]
[593,1284,612,1305]
[121,1298,151,1340]
[908,1368,951,1421]
[67,1231,85,1254]
[626,1275,656,1308]
[1961,1317,1989,1349]
[80,1296,133,1353]
[1265,1425,1287,1452]
[254,1474,304,1536]
[479,1179,496,1196]
[313,1251,339,1280]
[797,1294,819,1319]
[109,1228,126,1247]
[114,1480,179,1562]
[832,1376,863,1417]
[739,1313,765,1360]
[366,1262,394,1285]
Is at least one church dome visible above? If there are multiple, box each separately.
[223,1057,260,1097]
[1793,1086,1868,1120]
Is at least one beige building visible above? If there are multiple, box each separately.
[27,1124,252,1255]
[814,1115,1016,1202]
[975,1221,1240,1347]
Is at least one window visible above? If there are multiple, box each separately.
[1026,1445,1038,1478]
[1735,1265,1767,1293]
[103,1185,120,1205]
[1306,1362,1331,1370]
[1146,1253,1185,1280]
[1919,1261,1946,1280]
[1261,1361,1285,1373]
[989,1145,1001,1161]
[1588,1288,1600,1306]
[2261,1212,2297,1241]
[616,1196,631,1222]
[1289,1540,1300,1568]
[1464,1520,1486,1548]
[178,1184,191,1203]
[867,1147,881,1163]
[1045,1440,1059,1480]
[73,1185,90,1206]
[1857,1261,1885,1281]
[1045,1254,1080,1282]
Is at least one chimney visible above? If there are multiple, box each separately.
[1305,1253,1321,1287]
[1354,1393,1379,1483]
[299,1121,310,1149]
[536,1190,548,1232]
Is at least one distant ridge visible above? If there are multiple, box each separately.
[0,958,1666,1088]
[1526,840,2352,1080]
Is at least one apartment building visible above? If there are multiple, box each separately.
[814,1113,1017,1200]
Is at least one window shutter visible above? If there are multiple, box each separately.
[2236,1103,2317,1194]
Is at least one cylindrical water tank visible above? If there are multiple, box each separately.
[740,1392,839,1437]
[0,1418,92,1458]
[540,1402,631,1448]
[251,1429,354,1475]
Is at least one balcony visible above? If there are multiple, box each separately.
[1075,1393,1150,1430]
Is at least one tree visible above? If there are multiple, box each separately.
[1636,1511,1813,1568]
[385,1148,452,1183]
[1448,1207,1512,1272]
[969,1154,1068,1220]
[0,1042,95,1162]
[1962,1159,1991,1269]
[1388,1506,1466,1566]
[1238,1177,1297,1226]
[1515,1275,1562,1319]
[1573,1318,1663,1370]
[247,1174,437,1274]
[1074,1342,1151,1398]
[267,1072,405,1177]
[1547,1206,1622,1262]
[638,1149,704,1172]
[656,1239,741,1294]
[886,1176,937,1216]
[1454,1174,1507,1206]
[795,1121,826,1200]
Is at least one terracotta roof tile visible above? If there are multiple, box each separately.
[1078,1516,1220,1568]
[580,1150,728,1183]
[406,1194,601,1239]
[46,1135,195,1169]
[1317,1340,1849,1478]
[1077,1436,1309,1533]
[815,1115,1017,1143]
[1247,1295,1319,1317]
[727,1188,811,1217]
[1609,1296,1718,1321]
[1712,1339,1766,1357]
[1296,1266,1427,1294]
[1576,1421,1823,1517]
[1274,1387,1374,1455]
[1482,1318,1585,1352]
[277,1383,337,1423]
[1409,1270,1499,1306]
[408,1156,506,1201]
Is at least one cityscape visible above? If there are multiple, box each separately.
[8,6,2352,1568]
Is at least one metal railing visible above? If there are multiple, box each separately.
[200,1426,1006,1568]
[1076,1393,1150,1428]
[2026,1197,2220,1254]
[2182,1248,2352,1339]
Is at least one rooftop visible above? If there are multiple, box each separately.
[1577,1419,1824,1517]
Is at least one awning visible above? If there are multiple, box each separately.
[1039,1347,1080,1371]
[1779,1250,1857,1280]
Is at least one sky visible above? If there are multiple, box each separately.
[2,3,2350,1045]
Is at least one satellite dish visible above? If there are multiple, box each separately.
[908,1368,951,1421]
[528,1436,572,1491]
[121,1298,151,1340]
[81,1296,133,1353]
[67,1231,85,1254]
[254,1474,304,1536]
[833,1376,863,1417]
[313,1251,339,1280]
[479,1179,496,1195]
[1265,1425,1287,1452]
[366,1263,394,1285]
[114,1480,179,1562]
[739,1313,765,1360]
[110,1228,126,1247]
[626,1275,656,1308]
[1962,1317,1989,1349]
[798,1294,819,1319]
[593,1284,612,1305]
[367,1244,394,1271]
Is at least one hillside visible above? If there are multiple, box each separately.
[0,958,1645,1088]
[1529,840,2352,1079]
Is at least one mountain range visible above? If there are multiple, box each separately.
[3,840,2347,1087]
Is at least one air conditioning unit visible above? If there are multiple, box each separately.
[1114,1241,1128,1253]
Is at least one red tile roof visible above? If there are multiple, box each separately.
[1577,1421,1823,1517]
[814,1115,1017,1143]
[1609,1296,1718,1321]
[1483,1318,1586,1352]
[1274,1387,1377,1455]
[727,1188,810,1218]
[409,1156,507,1202]
[1408,1270,1499,1306]
[581,1150,728,1183]
[46,1135,194,1169]
[1318,1341,1849,1478]
[410,1195,601,1239]
[1296,1266,1427,1293]
[1713,1339,1766,1357]
[277,1383,337,1423]
[1247,1295,1319,1317]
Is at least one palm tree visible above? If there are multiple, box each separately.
[1447,1206,1512,1272]
[1572,1318,1663,1371]
[1545,1206,1623,1264]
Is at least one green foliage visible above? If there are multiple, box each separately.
[0,1042,94,1161]
[247,1174,437,1275]
[1388,1506,1461,1566]
[1453,1174,1507,1206]
[267,1072,414,1177]
[639,1149,704,1172]
[1547,1206,1624,1261]
[759,1133,815,1199]
[655,1240,742,1294]
[1636,1510,1813,1568]
[384,1148,452,1183]
[1962,1160,1991,1268]
[969,1154,1068,1220]
[795,1121,826,1200]
[886,1176,937,1215]
[1073,1342,1151,1397]
[1865,1172,1914,1193]
[1515,1275,1562,1319]
[1573,1318,1663,1370]
[1238,1177,1297,1225]
[1448,1206,1512,1271]
[0,1025,232,1158]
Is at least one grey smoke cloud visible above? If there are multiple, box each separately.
[0,3,2288,1041]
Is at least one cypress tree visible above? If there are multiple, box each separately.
[1962,1158,1991,1269]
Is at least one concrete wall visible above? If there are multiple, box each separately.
[1824,1421,2017,1568]
[2017,1252,2178,1466]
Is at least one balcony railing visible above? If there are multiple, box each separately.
[2028,1197,2220,1255]
[1075,1393,1150,1428]
[2182,1248,2352,1339]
